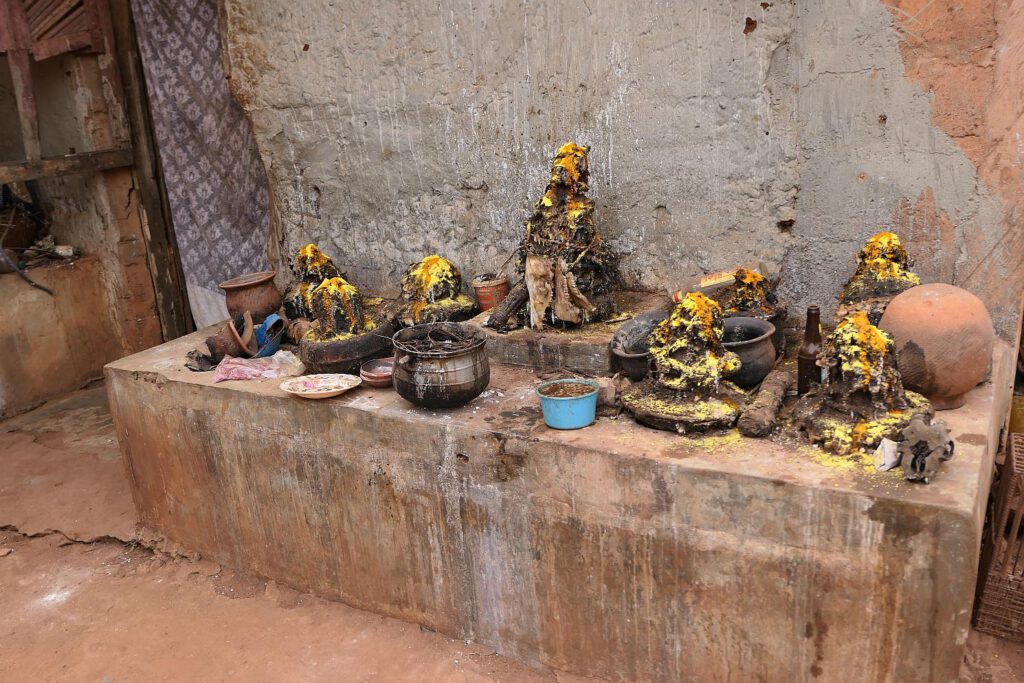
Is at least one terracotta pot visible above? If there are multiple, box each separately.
[205,324,244,359]
[879,283,994,410]
[472,275,510,312]
[219,270,281,321]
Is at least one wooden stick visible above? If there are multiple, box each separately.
[738,368,794,437]
[485,280,528,329]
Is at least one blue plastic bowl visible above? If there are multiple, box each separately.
[253,328,284,358]
[536,379,599,430]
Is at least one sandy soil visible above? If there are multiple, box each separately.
[0,384,1019,681]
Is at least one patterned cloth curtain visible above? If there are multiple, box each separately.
[131,0,270,328]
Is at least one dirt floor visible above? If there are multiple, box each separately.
[0,384,1021,681]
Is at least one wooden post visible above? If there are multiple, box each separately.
[1,1,41,159]
[106,1,194,340]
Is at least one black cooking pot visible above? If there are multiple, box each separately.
[392,322,489,409]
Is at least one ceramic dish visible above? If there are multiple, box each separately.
[360,358,395,388]
[280,374,362,399]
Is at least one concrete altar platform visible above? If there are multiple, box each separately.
[105,328,1014,682]
[465,290,669,375]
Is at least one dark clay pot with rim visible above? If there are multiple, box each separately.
[609,305,673,381]
[722,316,777,389]
[300,319,396,374]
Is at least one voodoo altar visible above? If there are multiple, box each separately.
[106,142,1012,682]
[106,329,1011,682]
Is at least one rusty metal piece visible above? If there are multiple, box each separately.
[899,414,954,483]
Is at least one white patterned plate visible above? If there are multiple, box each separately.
[280,374,362,399]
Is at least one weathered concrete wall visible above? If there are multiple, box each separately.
[106,333,1014,681]
[221,1,799,296]
[782,0,1022,339]
[0,257,122,417]
[1,52,164,360]
[221,0,1023,339]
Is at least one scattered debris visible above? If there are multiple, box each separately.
[899,414,954,483]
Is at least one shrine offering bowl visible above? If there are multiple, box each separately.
[219,269,281,322]
[537,379,599,430]
[722,317,776,389]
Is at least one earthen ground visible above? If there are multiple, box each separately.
[0,384,1020,681]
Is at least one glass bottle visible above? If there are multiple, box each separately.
[797,306,822,395]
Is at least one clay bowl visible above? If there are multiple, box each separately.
[360,358,395,388]
[219,269,281,322]
[722,317,776,389]
[609,307,670,381]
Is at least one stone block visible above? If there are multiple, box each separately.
[105,329,1014,681]
[465,290,668,375]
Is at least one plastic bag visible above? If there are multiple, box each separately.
[213,350,305,383]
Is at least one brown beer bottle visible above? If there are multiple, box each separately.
[797,306,822,395]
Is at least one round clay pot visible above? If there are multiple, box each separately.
[219,270,281,322]
[472,275,510,312]
[879,283,994,410]
[722,317,776,389]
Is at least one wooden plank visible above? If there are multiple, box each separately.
[7,49,41,160]
[108,1,194,339]
[25,0,64,27]
[31,28,92,59]
[30,0,79,40]
[0,147,133,183]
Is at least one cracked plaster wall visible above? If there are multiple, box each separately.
[221,0,1022,338]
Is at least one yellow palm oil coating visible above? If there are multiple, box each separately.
[649,293,741,393]
[295,243,340,280]
[850,231,921,288]
[311,276,363,336]
[526,142,597,251]
[728,268,776,315]
[401,254,463,323]
[831,311,899,394]
[550,142,588,189]
[816,391,930,455]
